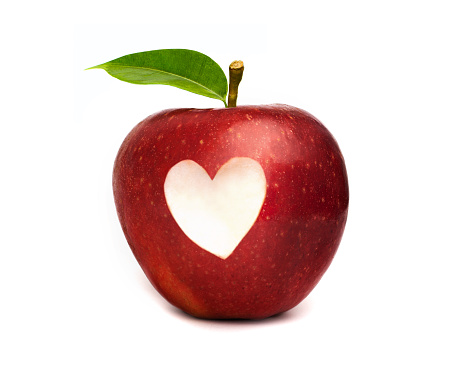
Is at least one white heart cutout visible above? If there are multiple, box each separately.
[164,157,267,259]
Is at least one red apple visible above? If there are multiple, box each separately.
[113,104,349,319]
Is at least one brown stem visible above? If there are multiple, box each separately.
[227,60,244,107]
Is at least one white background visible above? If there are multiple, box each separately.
[2,1,464,369]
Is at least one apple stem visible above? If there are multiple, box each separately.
[227,60,244,107]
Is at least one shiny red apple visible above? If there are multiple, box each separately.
[112,103,349,319]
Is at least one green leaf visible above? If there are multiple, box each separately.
[87,49,228,106]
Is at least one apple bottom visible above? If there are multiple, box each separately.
[138,216,345,320]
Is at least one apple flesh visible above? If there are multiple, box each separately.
[164,157,267,260]
[113,104,349,319]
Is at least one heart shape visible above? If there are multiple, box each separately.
[164,157,267,259]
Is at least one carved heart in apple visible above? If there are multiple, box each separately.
[164,157,266,259]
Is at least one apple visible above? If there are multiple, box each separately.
[89,49,349,319]
[112,103,349,319]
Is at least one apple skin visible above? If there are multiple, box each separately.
[113,104,349,319]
